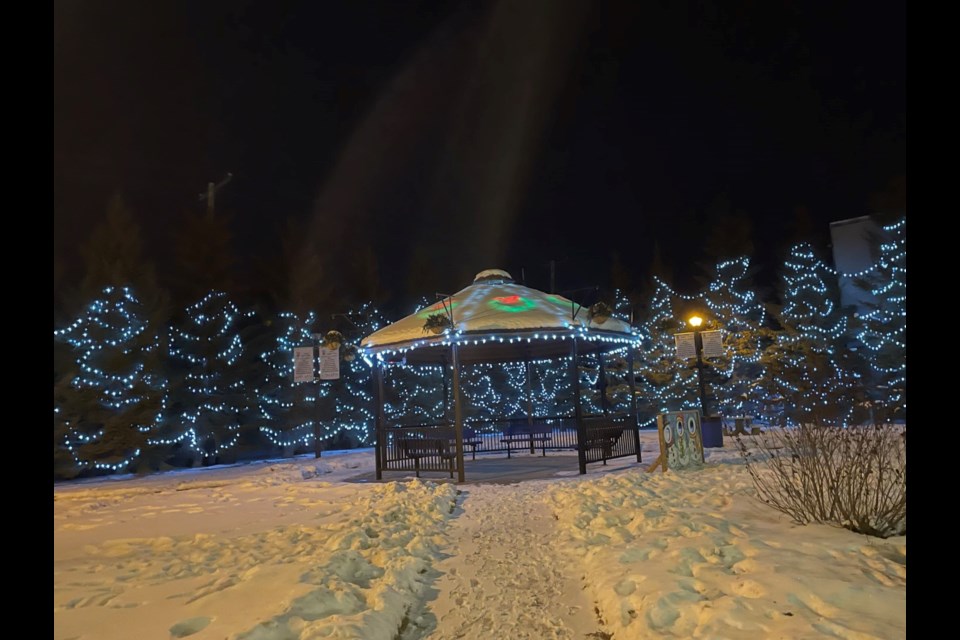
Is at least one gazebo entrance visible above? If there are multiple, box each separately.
[360,269,643,482]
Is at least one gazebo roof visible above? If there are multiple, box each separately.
[360,269,638,365]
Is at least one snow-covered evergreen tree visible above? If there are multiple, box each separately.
[254,310,319,452]
[763,243,866,426]
[326,302,390,446]
[635,277,701,425]
[53,287,164,477]
[635,258,767,424]
[700,257,768,418]
[852,218,906,421]
[157,291,251,463]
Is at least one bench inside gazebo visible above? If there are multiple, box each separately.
[360,269,644,482]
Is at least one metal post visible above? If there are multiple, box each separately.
[314,339,322,459]
[627,346,641,462]
[373,362,385,480]
[571,339,586,475]
[695,330,709,418]
[442,356,450,422]
[598,351,608,416]
[525,358,534,453]
[451,342,466,483]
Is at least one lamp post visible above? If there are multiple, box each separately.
[313,330,345,459]
[688,315,710,418]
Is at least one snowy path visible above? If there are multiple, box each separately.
[422,482,605,640]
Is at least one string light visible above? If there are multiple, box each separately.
[151,291,254,458]
[54,286,164,474]
[54,220,905,474]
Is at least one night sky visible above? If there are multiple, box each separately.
[54,0,906,313]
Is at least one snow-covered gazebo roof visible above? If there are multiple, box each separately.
[361,269,638,365]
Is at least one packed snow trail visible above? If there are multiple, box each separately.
[419,481,606,640]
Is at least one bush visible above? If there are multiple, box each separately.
[735,423,906,538]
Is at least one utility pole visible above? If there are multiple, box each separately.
[198,172,233,215]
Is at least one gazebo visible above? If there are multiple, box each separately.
[360,269,643,482]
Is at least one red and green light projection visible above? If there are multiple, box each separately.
[489,295,536,313]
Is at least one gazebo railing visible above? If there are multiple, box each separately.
[381,414,639,474]
[382,424,459,478]
[581,414,638,465]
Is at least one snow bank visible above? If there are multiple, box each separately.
[550,457,906,639]
[236,480,457,640]
[55,454,456,640]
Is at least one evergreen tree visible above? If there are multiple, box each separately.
[762,243,866,426]
[53,287,165,478]
[171,209,236,306]
[700,257,768,418]
[158,291,251,464]
[255,310,320,453]
[79,194,158,297]
[62,192,170,326]
[635,258,768,424]
[852,218,906,421]
[259,217,333,319]
[326,302,390,446]
[635,276,701,425]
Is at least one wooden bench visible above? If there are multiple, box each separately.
[500,423,552,458]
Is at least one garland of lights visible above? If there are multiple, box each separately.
[637,257,768,423]
[52,217,904,472]
[151,291,254,458]
[53,286,165,473]
[849,219,906,418]
[766,242,867,426]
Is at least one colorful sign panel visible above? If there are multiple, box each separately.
[652,410,705,472]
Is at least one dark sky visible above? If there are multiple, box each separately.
[54,0,906,311]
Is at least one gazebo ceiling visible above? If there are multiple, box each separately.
[360,269,638,365]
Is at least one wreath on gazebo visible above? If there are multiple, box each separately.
[423,313,452,335]
[589,301,613,325]
[322,330,344,350]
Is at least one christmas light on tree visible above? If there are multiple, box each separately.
[155,291,252,463]
[53,287,164,476]
[635,258,767,424]
[851,218,906,421]
[254,310,319,450]
[764,242,866,426]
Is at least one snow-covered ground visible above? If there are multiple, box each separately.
[54,434,906,639]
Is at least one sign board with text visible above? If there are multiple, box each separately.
[674,332,697,359]
[319,347,341,380]
[700,330,723,358]
[293,347,315,382]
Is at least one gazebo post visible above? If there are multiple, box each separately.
[627,347,641,462]
[525,357,534,454]
[441,355,450,422]
[571,338,586,475]
[373,361,385,480]
[598,351,608,416]
[451,342,466,483]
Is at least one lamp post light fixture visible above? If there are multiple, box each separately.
[687,314,710,418]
